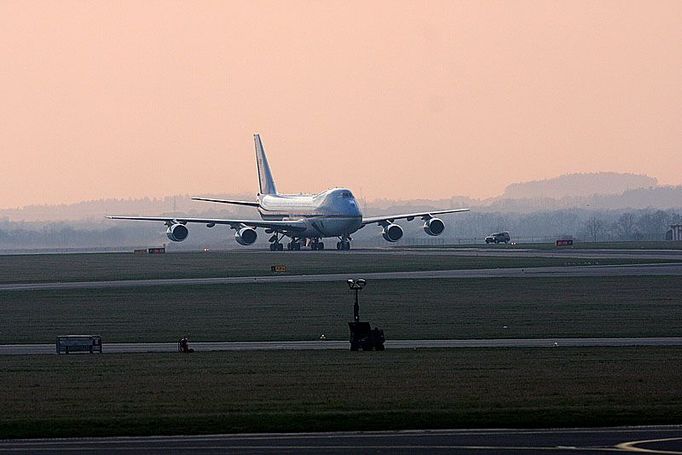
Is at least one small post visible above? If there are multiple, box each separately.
[347,279,366,322]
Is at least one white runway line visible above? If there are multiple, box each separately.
[2,337,682,355]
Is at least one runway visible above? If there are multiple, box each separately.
[1,426,681,454]
[2,337,682,355]
[1,262,681,292]
[380,246,682,261]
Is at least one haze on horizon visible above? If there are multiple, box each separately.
[1,1,680,210]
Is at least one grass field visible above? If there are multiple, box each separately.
[1,276,680,343]
[426,240,682,250]
[2,250,681,439]
[0,250,678,284]
[1,348,680,438]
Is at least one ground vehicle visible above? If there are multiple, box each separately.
[348,322,385,351]
[56,335,102,354]
[485,231,511,244]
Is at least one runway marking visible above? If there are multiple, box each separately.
[2,428,681,452]
[0,444,624,452]
[616,437,682,454]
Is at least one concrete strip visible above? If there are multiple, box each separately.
[1,263,682,292]
[3,337,682,355]
[1,426,682,454]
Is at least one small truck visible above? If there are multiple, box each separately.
[485,231,511,244]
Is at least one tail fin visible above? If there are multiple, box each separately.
[254,134,278,195]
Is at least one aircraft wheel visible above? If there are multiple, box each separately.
[318,242,324,250]
[336,242,342,250]
[269,243,275,251]
[295,243,301,251]
[277,243,284,251]
[345,241,351,250]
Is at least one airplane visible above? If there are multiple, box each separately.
[107,134,469,251]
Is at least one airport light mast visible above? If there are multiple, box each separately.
[346,278,366,323]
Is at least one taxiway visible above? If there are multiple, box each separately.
[1,426,681,454]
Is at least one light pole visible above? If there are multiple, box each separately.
[347,278,366,322]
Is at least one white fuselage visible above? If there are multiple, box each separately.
[258,188,363,238]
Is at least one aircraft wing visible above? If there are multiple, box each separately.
[106,216,307,233]
[361,208,470,226]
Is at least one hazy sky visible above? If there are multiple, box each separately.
[1,1,680,209]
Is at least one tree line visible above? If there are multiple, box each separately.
[0,208,680,250]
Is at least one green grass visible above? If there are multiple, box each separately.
[2,276,680,343]
[0,250,678,284]
[424,240,682,250]
[1,348,681,438]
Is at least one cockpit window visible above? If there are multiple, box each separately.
[342,192,353,198]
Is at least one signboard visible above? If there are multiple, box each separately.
[148,247,166,254]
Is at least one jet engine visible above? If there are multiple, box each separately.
[166,224,189,242]
[423,217,445,236]
[235,227,257,245]
[382,223,404,242]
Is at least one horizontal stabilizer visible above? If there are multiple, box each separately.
[192,197,260,208]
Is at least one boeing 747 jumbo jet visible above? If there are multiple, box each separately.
[108,134,469,251]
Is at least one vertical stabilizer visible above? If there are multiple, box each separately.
[254,134,278,195]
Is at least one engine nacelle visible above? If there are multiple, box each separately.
[235,227,257,246]
[424,217,445,236]
[382,223,404,242]
[166,224,189,242]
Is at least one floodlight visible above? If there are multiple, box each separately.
[347,278,367,290]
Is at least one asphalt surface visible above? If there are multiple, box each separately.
[378,247,682,261]
[1,262,681,292]
[3,337,682,355]
[1,427,681,454]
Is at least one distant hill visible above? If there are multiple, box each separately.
[1,174,680,224]
[503,172,657,199]
[487,185,682,212]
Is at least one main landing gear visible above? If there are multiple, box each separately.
[269,234,284,251]
[287,239,302,251]
[270,234,305,251]
[269,236,351,251]
[336,237,351,250]
[310,239,325,250]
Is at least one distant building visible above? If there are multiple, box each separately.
[666,224,682,241]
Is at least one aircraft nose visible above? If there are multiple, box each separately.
[348,200,361,215]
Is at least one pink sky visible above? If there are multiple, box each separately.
[1,1,680,209]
